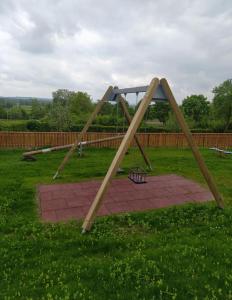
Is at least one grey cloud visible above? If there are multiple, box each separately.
[0,0,231,102]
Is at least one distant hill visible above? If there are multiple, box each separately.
[0,96,51,108]
[0,96,51,102]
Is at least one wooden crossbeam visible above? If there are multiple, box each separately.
[82,78,160,232]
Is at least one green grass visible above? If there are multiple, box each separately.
[0,119,28,125]
[1,147,232,299]
[20,105,32,113]
[0,119,28,131]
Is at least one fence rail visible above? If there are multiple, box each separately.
[0,131,232,149]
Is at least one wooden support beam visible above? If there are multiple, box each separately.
[118,95,152,170]
[160,78,224,208]
[53,86,113,179]
[82,78,160,232]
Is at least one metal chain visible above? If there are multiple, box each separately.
[115,98,119,134]
[122,93,127,133]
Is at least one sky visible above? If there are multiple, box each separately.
[0,0,231,103]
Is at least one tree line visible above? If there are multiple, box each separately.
[0,79,231,132]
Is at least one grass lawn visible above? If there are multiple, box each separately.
[0,119,28,125]
[0,147,232,299]
[0,119,28,131]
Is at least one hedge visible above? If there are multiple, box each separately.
[1,119,232,133]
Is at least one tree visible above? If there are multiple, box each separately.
[69,92,93,115]
[48,89,94,131]
[52,89,73,106]
[182,95,210,125]
[0,106,7,119]
[212,79,232,131]
[48,102,71,131]
[31,99,46,119]
[98,101,114,115]
[96,98,133,126]
[8,105,28,119]
[165,111,180,132]
[48,89,73,131]
[149,102,170,124]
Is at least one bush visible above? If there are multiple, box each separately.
[190,128,213,133]
[0,120,169,132]
[164,113,181,132]
[70,124,169,133]
[207,120,227,133]
[2,118,232,133]
[26,120,51,131]
[0,120,27,131]
[93,115,119,126]
[26,120,41,131]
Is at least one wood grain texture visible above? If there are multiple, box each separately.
[82,78,160,231]
[23,134,125,157]
[1,132,232,149]
[118,95,152,170]
[160,78,224,208]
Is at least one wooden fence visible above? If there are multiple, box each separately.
[0,131,232,149]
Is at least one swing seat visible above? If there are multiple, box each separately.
[128,167,147,184]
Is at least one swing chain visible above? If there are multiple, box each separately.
[144,104,151,133]
[122,93,127,133]
[115,97,119,133]
[136,92,139,107]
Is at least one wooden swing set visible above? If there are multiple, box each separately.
[33,77,225,232]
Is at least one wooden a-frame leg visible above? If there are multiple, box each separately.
[118,95,152,170]
[160,78,224,208]
[82,78,160,232]
[53,86,113,179]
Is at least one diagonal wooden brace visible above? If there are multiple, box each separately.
[160,78,224,209]
[53,86,113,179]
[82,78,160,232]
[118,95,152,170]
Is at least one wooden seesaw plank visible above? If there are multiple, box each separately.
[22,135,125,159]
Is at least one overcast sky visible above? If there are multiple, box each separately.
[0,0,231,103]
